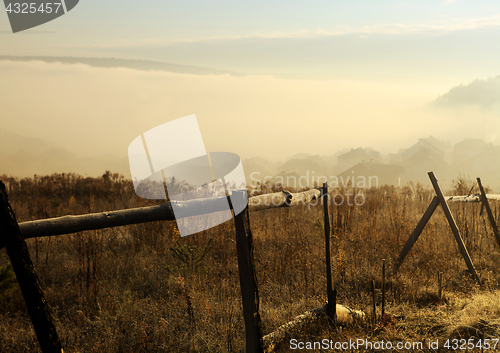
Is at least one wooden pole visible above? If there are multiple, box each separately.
[428,172,480,282]
[477,178,500,250]
[438,272,443,301]
[395,196,439,270]
[371,280,376,323]
[0,181,63,353]
[323,183,335,323]
[232,191,263,353]
[381,259,386,317]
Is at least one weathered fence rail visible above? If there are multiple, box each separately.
[0,189,321,250]
[262,303,364,352]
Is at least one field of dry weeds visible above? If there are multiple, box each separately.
[1,172,500,352]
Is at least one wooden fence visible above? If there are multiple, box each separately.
[395,172,500,283]
[0,182,335,353]
[5,171,491,352]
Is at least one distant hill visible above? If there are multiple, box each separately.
[0,128,55,156]
[0,129,130,178]
[242,157,276,184]
[286,153,311,160]
[0,55,244,76]
[278,157,325,174]
[431,75,500,110]
[3,127,500,191]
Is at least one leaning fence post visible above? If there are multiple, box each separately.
[232,191,264,353]
[428,172,480,282]
[322,182,336,323]
[477,178,500,250]
[395,196,439,270]
[0,181,63,353]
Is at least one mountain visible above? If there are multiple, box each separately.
[0,128,55,156]
[242,157,276,185]
[431,75,500,110]
[286,153,311,160]
[0,129,130,178]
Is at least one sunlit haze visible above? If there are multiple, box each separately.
[2,1,500,186]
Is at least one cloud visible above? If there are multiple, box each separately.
[0,60,437,162]
[68,14,500,49]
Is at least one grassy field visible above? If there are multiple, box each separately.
[1,172,500,352]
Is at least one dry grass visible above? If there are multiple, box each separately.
[1,173,500,352]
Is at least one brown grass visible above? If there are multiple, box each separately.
[1,172,500,352]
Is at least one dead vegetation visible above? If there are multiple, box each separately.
[1,173,500,352]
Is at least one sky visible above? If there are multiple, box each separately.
[1,1,500,166]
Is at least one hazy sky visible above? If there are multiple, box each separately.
[1,1,500,162]
[3,1,500,82]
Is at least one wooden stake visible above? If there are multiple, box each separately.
[0,182,63,353]
[438,271,443,301]
[428,172,480,282]
[371,280,376,323]
[477,178,500,250]
[232,191,263,353]
[382,259,386,317]
[323,183,335,323]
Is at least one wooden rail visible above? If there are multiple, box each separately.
[0,189,321,250]
[263,304,365,352]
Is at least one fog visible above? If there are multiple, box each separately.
[2,59,489,164]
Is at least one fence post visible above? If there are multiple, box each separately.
[428,172,480,282]
[323,182,336,323]
[232,191,263,353]
[395,196,439,270]
[0,181,63,353]
[477,178,500,250]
